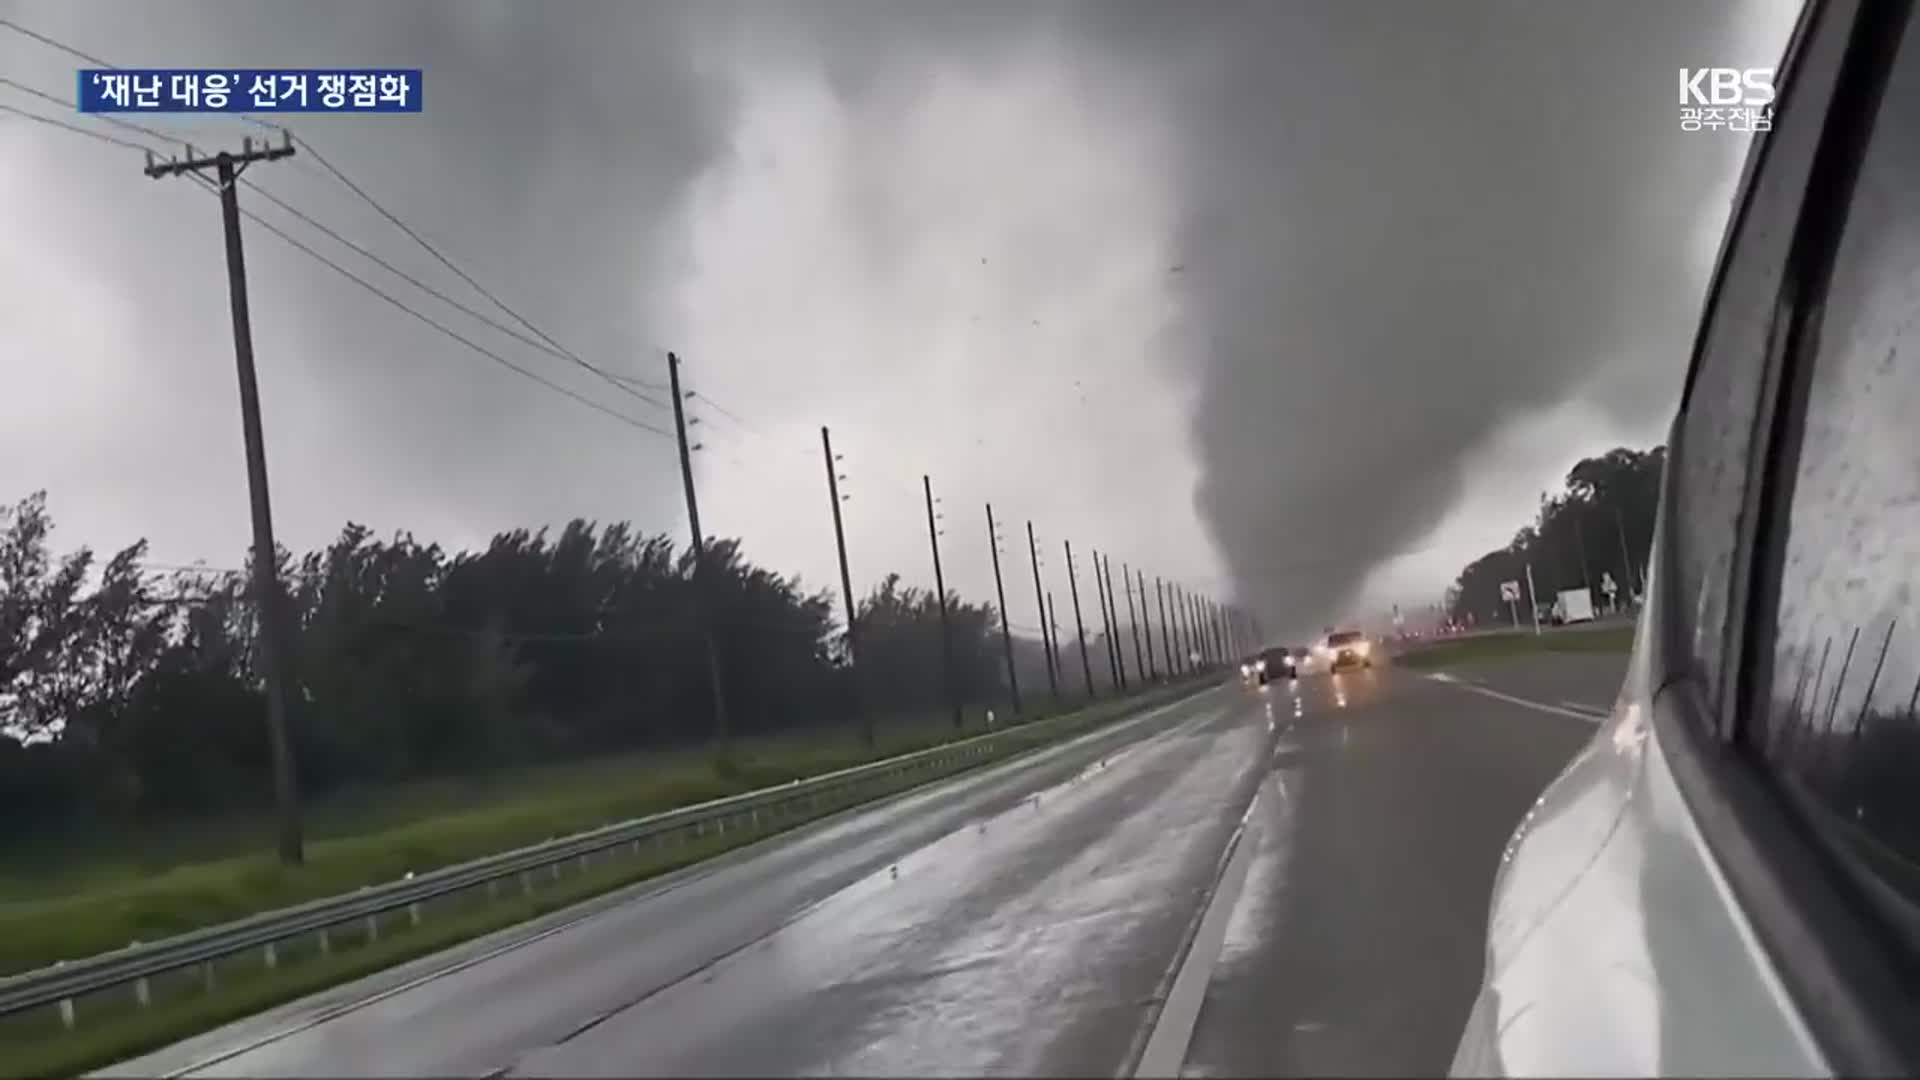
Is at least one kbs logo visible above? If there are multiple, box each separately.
[1678,68,1775,133]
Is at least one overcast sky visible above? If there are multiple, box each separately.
[0,0,1799,642]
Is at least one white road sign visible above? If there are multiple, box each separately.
[1499,580,1521,602]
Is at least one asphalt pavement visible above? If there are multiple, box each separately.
[103,652,1621,1079]
[1178,655,1617,1078]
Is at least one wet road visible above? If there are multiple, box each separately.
[1179,655,1615,1078]
[104,654,1618,1079]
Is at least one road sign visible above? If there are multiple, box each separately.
[1601,571,1618,597]
[1499,580,1521,602]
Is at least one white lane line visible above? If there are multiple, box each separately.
[1557,699,1609,718]
[1131,785,1264,1079]
[1422,672,1606,724]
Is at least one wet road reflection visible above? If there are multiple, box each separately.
[509,698,1273,1077]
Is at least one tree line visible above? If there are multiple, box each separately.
[1447,445,1665,627]
[0,491,1156,829]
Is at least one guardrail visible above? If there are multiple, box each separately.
[0,675,1220,1031]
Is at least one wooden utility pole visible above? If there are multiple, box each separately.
[669,352,731,753]
[924,476,959,728]
[145,135,304,866]
[1065,541,1095,697]
[1027,521,1059,703]
[985,504,1021,717]
[821,427,867,745]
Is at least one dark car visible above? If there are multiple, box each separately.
[1455,2,1920,1073]
[1253,646,1297,684]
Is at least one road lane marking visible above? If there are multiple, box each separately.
[1130,781,1265,1079]
[1424,672,1605,723]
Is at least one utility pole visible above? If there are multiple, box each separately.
[1137,568,1159,681]
[821,427,868,746]
[1186,589,1204,667]
[1208,597,1222,665]
[1156,577,1176,676]
[1614,507,1638,597]
[1198,594,1213,665]
[986,504,1021,717]
[1046,590,1064,695]
[1090,550,1118,690]
[1064,541,1096,698]
[1210,599,1222,664]
[1098,552,1127,691]
[1172,585,1189,668]
[669,352,732,755]
[1027,521,1060,704]
[1169,583,1186,670]
[924,476,960,729]
[146,135,304,866]
[1122,562,1146,682]
[1574,511,1594,592]
[1525,561,1543,636]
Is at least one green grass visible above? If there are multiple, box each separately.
[0,709,1021,976]
[1394,625,1635,670]
[0,680,1208,1079]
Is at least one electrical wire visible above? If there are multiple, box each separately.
[4,95,676,441]
[0,99,151,152]
[0,18,670,413]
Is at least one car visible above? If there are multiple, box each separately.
[1239,647,1298,684]
[1452,2,1920,1074]
[1314,629,1372,672]
[1255,646,1298,684]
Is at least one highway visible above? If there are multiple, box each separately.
[102,654,1615,1079]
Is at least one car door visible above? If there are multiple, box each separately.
[1452,0,1920,1073]
[1652,0,1920,1069]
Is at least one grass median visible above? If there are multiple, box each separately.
[0,677,1215,1079]
[1394,624,1635,670]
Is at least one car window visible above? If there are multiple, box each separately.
[1668,2,1854,726]
[1757,16,1920,891]
[1328,631,1362,645]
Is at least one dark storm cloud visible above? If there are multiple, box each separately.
[2,1,1791,640]
[3,1,735,561]
[1072,0,1788,637]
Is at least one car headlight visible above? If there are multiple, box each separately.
[1256,658,1267,672]
[1356,640,1371,655]
[1240,663,1251,676]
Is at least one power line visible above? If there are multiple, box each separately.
[236,180,666,413]
[0,17,669,415]
[238,206,677,439]
[12,103,676,440]
[4,22,949,531]
[1,75,671,420]
[0,17,115,67]
[0,99,152,153]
